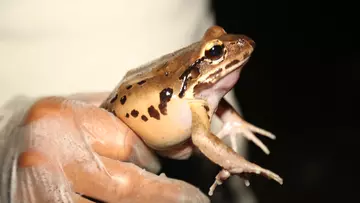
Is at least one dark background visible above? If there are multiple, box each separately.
[162,0,357,203]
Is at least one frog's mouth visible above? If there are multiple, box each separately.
[214,59,248,91]
[192,57,250,100]
[214,57,249,82]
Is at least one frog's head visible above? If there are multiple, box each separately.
[178,26,255,107]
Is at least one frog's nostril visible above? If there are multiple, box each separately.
[239,35,256,48]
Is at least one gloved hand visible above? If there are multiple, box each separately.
[0,94,209,203]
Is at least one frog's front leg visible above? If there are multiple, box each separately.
[216,98,276,154]
[189,101,283,196]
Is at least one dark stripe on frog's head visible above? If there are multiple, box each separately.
[205,68,223,80]
[225,59,240,69]
[137,80,146,85]
[193,82,213,96]
[178,57,204,98]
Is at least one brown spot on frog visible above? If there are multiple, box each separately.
[120,95,127,105]
[148,105,160,120]
[158,88,173,115]
[131,109,139,117]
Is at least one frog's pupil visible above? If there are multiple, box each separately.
[211,45,222,56]
[205,44,224,60]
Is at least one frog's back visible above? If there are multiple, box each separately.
[100,44,201,149]
[119,42,200,86]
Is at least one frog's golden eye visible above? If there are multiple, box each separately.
[205,44,225,61]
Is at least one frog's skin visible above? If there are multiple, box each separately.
[101,25,283,195]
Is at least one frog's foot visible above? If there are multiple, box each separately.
[208,169,251,196]
[228,158,283,184]
[191,101,282,195]
[193,130,283,195]
[208,161,283,196]
[217,120,276,155]
[207,154,283,196]
[216,98,276,154]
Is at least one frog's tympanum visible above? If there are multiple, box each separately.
[101,25,283,195]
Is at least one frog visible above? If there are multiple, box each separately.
[100,25,283,195]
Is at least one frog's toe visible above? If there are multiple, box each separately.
[244,120,276,140]
[208,169,231,196]
[228,160,283,185]
[217,121,274,155]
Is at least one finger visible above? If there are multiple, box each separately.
[15,150,96,203]
[15,150,74,203]
[64,155,210,203]
[23,96,161,173]
[69,99,161,173]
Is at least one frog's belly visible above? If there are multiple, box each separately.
[116,96,192,150]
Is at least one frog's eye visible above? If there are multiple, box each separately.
[205,44,225,61]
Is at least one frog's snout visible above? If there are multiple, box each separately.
[238,35,256,49]
[248,39,256,48]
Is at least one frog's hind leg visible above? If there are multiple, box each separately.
[216,98,276,155]
[189,102,283,195]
